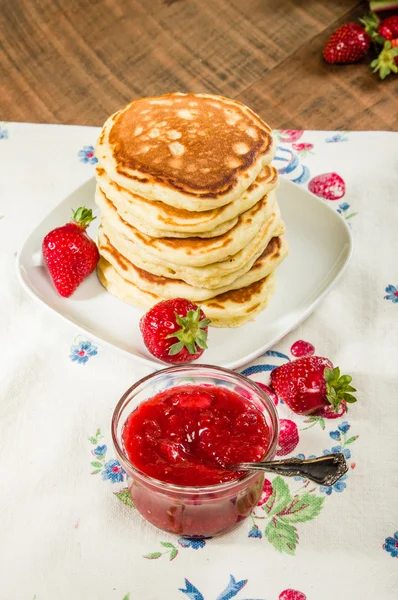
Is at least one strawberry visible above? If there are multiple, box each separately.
[292,143,313,152]
[276,419,299,456]
[270,356,357,416]
[140,298,210,364]
[279,590,307,600]
[371,39,398,78]
[42,207,99,297]
[290,340,315,358]
[318,400,347,419]
[308,172,345,201]
[323,23,370,64]
[378,16,398,40]
[278,130,303,143]
[257,478,273,506]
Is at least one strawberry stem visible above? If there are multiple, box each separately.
[166,307,211,356]
[71,207,96,229]
[324,367,357,412]
[370,40,398,79]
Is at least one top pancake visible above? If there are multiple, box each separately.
[96,93,275,211]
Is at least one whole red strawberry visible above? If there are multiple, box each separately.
[378,16,398,40]
[140,298,210,364]
[323,23,370,64]
[270,356,357,416]
[42,207,99,297]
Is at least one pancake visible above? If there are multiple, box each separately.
[95,184,238,239]
[100,207,284,289]
[98,188,276,267]
[97,257,277,328]
[96,93,276,211]
[95,164,279,237]
[98,230,288,301]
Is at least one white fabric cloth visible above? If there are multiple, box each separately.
[0,123,397,600]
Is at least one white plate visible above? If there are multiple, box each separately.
[16,178,353,369]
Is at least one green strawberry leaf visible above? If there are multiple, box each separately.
[91,469,101,475]
[144,552,162,559]
[91,461,103,469]
[160,542,175,549]
[343,393,357,404]
[169,548,178,561]
[122,594,130,600]
[345,435,359,445]
[278,493,324,523]
[168,341,184,355]
[114,489,135,508]
[265,518,298,555]
[88,436,97,444]
[301,416,325,431]
[263,476,292,517]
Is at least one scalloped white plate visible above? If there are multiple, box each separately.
[16,177,353,369]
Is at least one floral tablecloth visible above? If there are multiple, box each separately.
[1,122,397,600]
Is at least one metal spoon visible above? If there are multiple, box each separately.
[228,452,348,486]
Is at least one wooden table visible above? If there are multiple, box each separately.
[1,0,397,130]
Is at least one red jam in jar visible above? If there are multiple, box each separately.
[113,367,279,538]
[122,385,270,486]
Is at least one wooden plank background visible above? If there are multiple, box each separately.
[1,0,397,130]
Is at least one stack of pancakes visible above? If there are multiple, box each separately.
[95,93,288,327]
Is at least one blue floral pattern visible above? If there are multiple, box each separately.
[178,537,208,549]
[384,285,398,303]
[93,445,107,457]
[320,474,348,495]
[248,524,262,539]
[101,458,126,483]
[78,145,98,165]
[323,446,351,460]
[337,202,357,222]
[179,574,261,600]
[69,339,98,364]
[383,532,398,558]
[325,133,348,143]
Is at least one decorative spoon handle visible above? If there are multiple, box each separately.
[230,453,348,486]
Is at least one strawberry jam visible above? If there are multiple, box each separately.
[122,385,270,487]
[113,367,279,537]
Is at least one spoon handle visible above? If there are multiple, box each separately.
[232,453,348,486]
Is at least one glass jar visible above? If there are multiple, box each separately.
[112,364,279,537]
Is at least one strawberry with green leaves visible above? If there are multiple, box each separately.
[140,298,210,364]
[42,206,99,297]
[270,356,357,416]
[371,39,398,79]
[361,12,398,78]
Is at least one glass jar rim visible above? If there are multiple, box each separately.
[111,364,280,494]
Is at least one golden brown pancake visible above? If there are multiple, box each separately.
[97,229,288,301]
[97,187,277,267]
[95,164,279,237]
[96,93,276,210]
[99,206,284,289]
[97,257,277,328]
